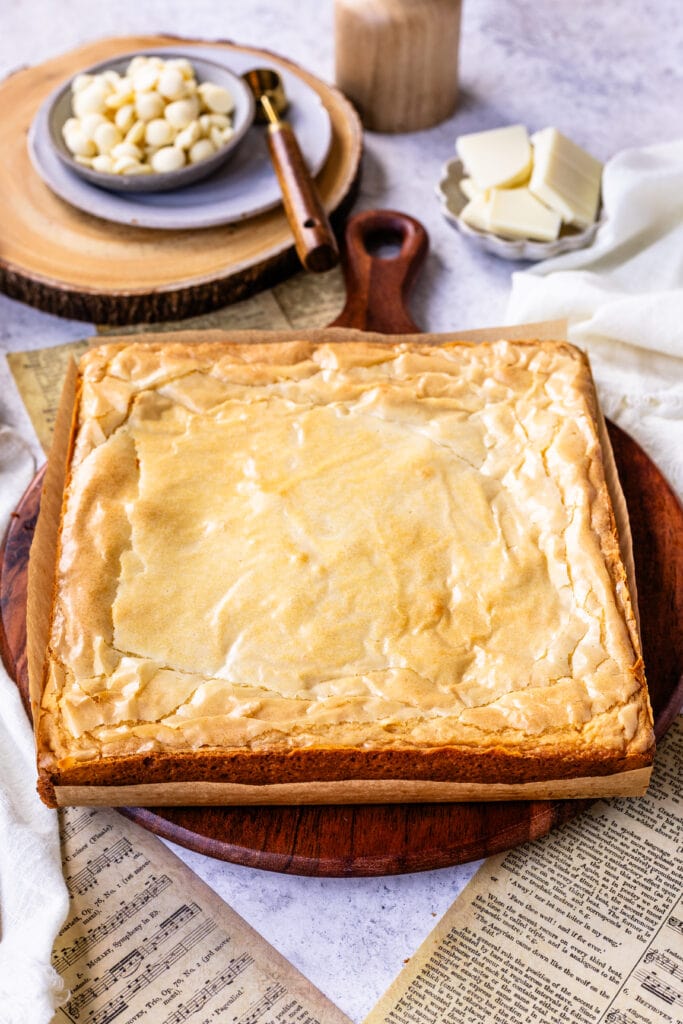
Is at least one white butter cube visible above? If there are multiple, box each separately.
[460,193,492,233]
[488,187,561,241]
[530,128,602,228]
[456,125,532,191]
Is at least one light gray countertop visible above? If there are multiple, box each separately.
[1,2,681,1020]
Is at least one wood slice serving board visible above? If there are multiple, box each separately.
[2,212,682,876]
[0,35,362,324]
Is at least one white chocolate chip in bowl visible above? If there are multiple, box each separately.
[45,49,256,192]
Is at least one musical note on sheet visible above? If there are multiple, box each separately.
[53,807,350,1024]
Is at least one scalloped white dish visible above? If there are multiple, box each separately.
[436,158,601,262]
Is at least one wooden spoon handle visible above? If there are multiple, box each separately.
[266,122,340,273]
[330,209,429,333]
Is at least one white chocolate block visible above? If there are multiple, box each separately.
[456,125,532,191]
[459,177,486,202]
[530,128,602,228]
[460,193,492,233]
[488,187,561,242]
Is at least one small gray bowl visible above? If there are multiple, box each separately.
[47,50,255,193]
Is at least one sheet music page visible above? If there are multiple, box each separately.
[52,807,350,1024]
[366,715,683,1024]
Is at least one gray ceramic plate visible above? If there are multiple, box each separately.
[436,157,601,261]
[46,51,255,193]
[28,46,332,230]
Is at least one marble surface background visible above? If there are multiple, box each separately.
[1,2,681,1020]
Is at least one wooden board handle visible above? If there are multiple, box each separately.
[330,209,429,332]
[267,122,340,273]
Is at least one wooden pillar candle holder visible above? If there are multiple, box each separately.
[334,0,462,133]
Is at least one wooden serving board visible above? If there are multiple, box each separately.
[2,211,682,876]
[0,35,362,324]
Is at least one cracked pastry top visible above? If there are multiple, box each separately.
[35,338,654,795]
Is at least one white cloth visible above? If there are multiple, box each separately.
[0,427,69,1022]
[507,139,683,500]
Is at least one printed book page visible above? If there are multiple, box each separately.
[365,715,683,1024]
[52,807,350,1024]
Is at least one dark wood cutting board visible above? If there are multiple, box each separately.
[2,211,682,876]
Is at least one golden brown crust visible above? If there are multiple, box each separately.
[33,336,655,804]
[39,744,655,808]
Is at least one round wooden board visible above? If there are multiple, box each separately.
[2,427,682,876]
[0,35,362,324]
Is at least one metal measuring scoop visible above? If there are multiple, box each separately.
[243,68,339,273]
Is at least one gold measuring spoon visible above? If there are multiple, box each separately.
[244,68,339,273]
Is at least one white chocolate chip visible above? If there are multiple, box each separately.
[145,118,174,148]
[157,67,187,101]
[92,154,115,173]
[80,112,107,140]
[73,81,110,117]
[62,117,80,138]
[124,120,146,146]
[174,120,201,150]
[209,125,226,149]
[132,65,159,93]
[127,57,148,75]
[72,74,93,93]
[66,55,235,177]
[150,146,186,172]
[198,82,233,115]
[93,122,122,154]
[166,58,194,80]
[105,87,133,111]
[164,96,199,129]
[135,90,164,122]
[121,162,153,175]
[113,155,143,174]
[64,128,97,158]
[189,138,216,164]
[208,113,230,129]
[111,141,142,161]
[114,104,135,132]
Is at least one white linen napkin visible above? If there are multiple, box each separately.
[0,427,68,1023]
[507,139,683,500]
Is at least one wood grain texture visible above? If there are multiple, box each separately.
[331,210,428,332]
[0,35,361,324]
[266,122,340,272]
[2,422,682,876]
[334,0,462,132]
